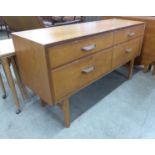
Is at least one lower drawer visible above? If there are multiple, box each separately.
[51,48,113,101]
[112,37,142,68]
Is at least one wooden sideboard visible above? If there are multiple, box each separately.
[102,16,155,73]
[12,19,145,127]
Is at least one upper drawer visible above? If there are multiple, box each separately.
[48,32,113,68]
[114,24,144,44]
[51,48,113,101]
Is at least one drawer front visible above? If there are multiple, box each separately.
[48,32,113,68]
[112,38,142,68]
[51,48,113,101]
[114,24,144,44]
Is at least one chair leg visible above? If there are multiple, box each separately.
[128,59,135,80]
[0,72,6,99]
[11,57,29,101]
[4,24,10,38]
[1,57,21,114]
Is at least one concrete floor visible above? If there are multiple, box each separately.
[1,30,155,139]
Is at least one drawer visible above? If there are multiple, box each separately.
[114,24,144,44]
[112,37,142,68]
[48,32,113,68]
[51,48,113,101]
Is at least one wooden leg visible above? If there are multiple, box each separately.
[143,64,149,73]
[40,98,47,107]
[11,57,29,101]
[0,72,6,99]
[1,57,21,114]
[128,59,135,80]
[61,98,70,128]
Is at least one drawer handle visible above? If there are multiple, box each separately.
[82,66,95,74]
[128,32,135,37]
[126,48,132,53]
[81,44,96,52]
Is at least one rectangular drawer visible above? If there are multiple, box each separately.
[51,48,113,101]
[48,32,113,68]
[112,37,142,68]
[114,24,144,44]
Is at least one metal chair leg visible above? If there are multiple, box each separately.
[4,23,10,38]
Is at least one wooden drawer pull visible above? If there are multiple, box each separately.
[126,48,132,53]
[81,44,96,52]
[128,32,135,37]
[82,66,95,74]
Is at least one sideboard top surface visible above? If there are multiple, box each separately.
[12,19,144,46]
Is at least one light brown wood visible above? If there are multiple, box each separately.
[0,39,29,112]
[128,59,135,79]
[13,19,144,46]
[13,19,145,127]
[0,72,6,98]
[11,57,29,101]
[114,25,145,45]
[112,37,142,69]
[143,64,149,73]
[103,16,155,72]
[3,16,45,32]
[51,48,112,101]
[62,98,70,128]
[48,32,113,68]
[1,57,20,110]
[12,36,53,104]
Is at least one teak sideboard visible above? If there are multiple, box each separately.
[12,19,145,127]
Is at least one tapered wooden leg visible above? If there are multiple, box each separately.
[62,98,70,128]
[143,64,149,73]
[128,59,134,79]
[0,72,6,99]
[1,57,21,114]
[11,57,29,101]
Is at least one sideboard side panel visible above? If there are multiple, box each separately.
[12,35,53,104]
